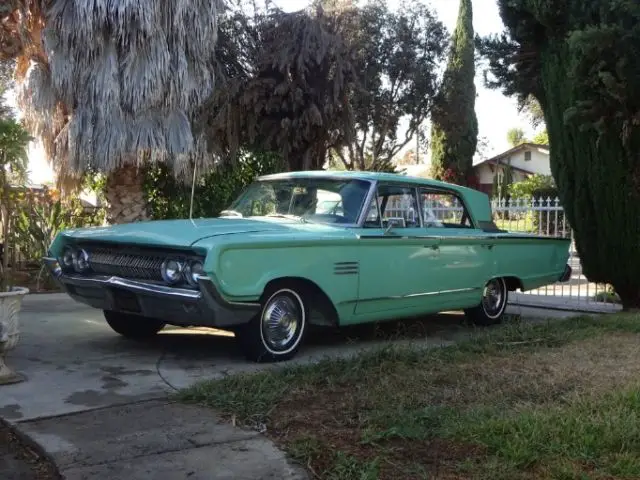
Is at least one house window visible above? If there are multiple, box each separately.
[524,151,532,161]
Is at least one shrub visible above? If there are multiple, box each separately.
[508,174,566,237]
[144,150,284,220]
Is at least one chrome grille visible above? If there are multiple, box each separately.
[87,247,165,281]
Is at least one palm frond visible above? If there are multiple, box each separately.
[3,0,223,180]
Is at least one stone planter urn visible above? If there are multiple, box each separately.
[0,287,29,385]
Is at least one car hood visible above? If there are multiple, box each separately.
[60,217,339,249]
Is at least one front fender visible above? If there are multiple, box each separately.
[206,242,361,317]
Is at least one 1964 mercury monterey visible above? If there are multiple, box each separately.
[45,171,572,362]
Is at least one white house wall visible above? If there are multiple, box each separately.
[506,147,551,175]
[476,164,495,184]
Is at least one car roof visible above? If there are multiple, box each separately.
[258,170,471,193]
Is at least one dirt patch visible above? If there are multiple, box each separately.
[0,421,60,480]
[269,386,488,479]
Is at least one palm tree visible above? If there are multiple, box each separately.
[0,0,222,223]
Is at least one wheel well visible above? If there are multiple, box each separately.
[263,277,339,327]
[503,276,523,292]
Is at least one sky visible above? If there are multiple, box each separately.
[11,0,536,184]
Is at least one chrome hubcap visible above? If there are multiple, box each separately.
[261,293,301,352]
[482,279,504,317]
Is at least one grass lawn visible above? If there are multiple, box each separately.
[494,217,537,233]
[179,314,640,480]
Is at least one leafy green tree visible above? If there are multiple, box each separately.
[144,150,284,221]
[508,174,555,199]
[478,0,640,309]
[199,3,359,172]
[519,94,545,129]
[430,0,477,185]
[332,0,447,171]
[506,127,528,147]
[0,117,31,288]
[532,129,549,145]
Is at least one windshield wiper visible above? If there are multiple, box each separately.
[220,209,243,218]
[265,214,307,223]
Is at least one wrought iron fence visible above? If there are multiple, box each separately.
[491,197,617,308]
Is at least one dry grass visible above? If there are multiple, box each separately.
[179,314,640,480]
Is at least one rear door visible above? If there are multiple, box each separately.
[418,188,494,298]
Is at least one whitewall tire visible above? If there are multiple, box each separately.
[236,287,308,363]
[464,277,508,326]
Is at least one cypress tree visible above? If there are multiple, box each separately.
[430,0,478,185]
[479,0,640,309]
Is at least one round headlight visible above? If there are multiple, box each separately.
[72,249,90,273]
[61,246,75,269]
[161,259,183,284]
[184,260,204,286]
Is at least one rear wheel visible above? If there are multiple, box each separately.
[103,311,166,340]
[235,286,308,363]
[464,277,508,326]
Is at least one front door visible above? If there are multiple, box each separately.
[353,184,445,318]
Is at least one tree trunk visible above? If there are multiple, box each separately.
[541,47,640,310]
[104,164,149,225]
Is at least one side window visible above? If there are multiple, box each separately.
[364,185,420,228]
[419,190,472,228]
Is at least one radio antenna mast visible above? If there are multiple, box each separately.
[189,161,198,220]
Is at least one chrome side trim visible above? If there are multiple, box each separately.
[357,235,442,240]
[340,287,481,305]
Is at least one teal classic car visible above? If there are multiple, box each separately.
[44,171,572,362]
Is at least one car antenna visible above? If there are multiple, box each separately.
[189,160,197,222]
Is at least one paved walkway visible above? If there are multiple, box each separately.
[18,400,305,480]
[510,292,621,313]
[0,293,606,479]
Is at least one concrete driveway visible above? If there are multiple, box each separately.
[2,292,580,424]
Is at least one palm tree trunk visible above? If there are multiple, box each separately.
[104,164,149,225]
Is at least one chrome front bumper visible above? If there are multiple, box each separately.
[43,258,260,328]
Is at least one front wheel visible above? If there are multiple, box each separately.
[235,286,308,363]
[103,311,166,340]
[464,277,508,326]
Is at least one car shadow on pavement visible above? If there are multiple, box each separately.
[106,311,471,363]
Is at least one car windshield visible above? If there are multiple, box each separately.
[222,178,372,225]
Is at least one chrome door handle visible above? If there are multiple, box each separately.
[424,245,439,250]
